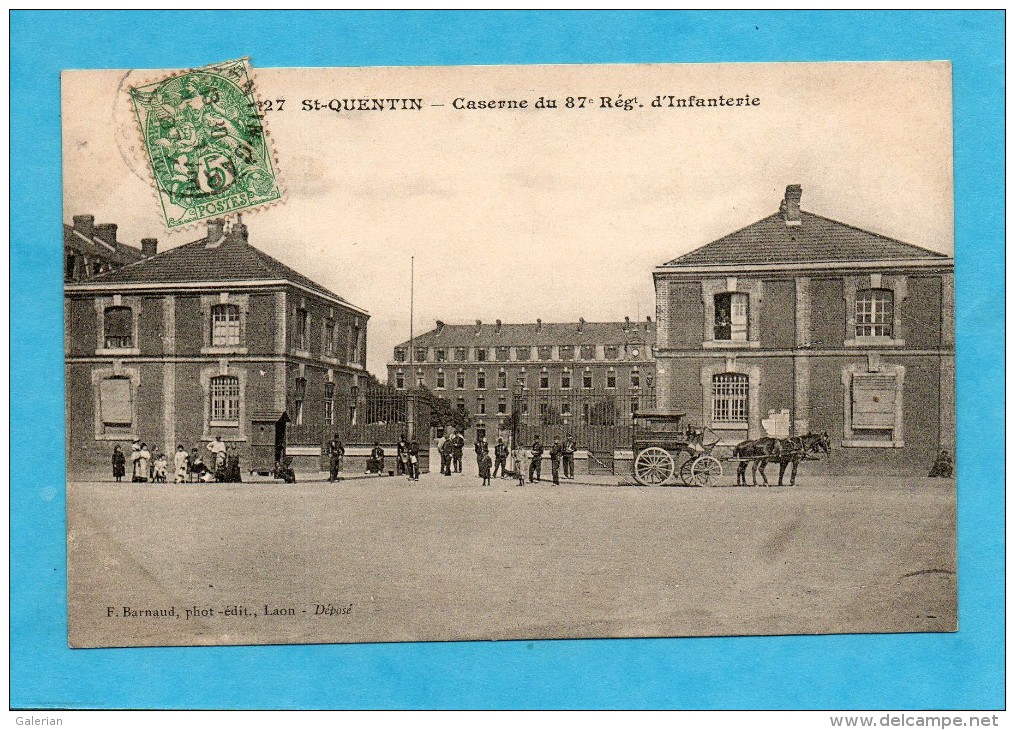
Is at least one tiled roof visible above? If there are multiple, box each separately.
[395,320,656,349]
[662,211,949,267]
[81,224,352,305]
[63,225,145,266]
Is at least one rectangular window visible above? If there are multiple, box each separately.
[559,345,574,360]
[99,377,132,431]
[714,292,749,341]
[435,348,447,362]
[561,371,571,389]
[436,370,446,389]
[646,374,654,390]
[712,373,748,423]
[606,373,617,389]
[583,372,593,389]
[416,373,425,388]
[324,320,336,356]
[631,372,640,389]
[211,304,241,346]
[515,346,530,361]
[415,347,428,362]
[294,377,306,426]
[211,375,240,423]
[476,371,486,389]
[539,372,549,389]
[631,401,640,416]
[456,371,465,389]
[580,345,595,360]
[477,398,486,415]
[295,309,309,350]
[65,254,77,281]
[855,289,894,338]
[539,402,548,417]
[604,345,620,360]
[394,348,406,362]
[476,348,488,362]
[103,306,133,349]
[497,398,507,414]
[324,382,335,425]
[497,371,508,389]
[496,346,510,361]
[455,347,468,361]
[395,372,405,389]
[561,401,571,416]
[538,346,552,360]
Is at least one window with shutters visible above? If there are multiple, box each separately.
[103,306,133,349]
[842,365,905,447]
[99,376,133,434]
[712,373,748,424]
[211,304,241,346]
[211,376,241,424]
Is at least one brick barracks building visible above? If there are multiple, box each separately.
[653,185,954,476]
[64,217,369,476]
[388,318,656,441]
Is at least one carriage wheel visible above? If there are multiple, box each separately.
[690,455,723,487]
[634,447,675,486]
[679,457,695,486]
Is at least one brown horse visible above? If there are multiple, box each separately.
[733,432,831,486]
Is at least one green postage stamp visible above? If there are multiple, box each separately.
[130,58,282,229]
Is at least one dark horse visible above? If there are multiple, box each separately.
[733,432,831,486]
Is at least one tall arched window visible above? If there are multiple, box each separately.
[103,306,133,349]
[855,289,894,338]
[712,373,748,423]
[210,375,240,423]
[211,304,241,346]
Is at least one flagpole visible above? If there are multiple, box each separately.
[409,256,415,371]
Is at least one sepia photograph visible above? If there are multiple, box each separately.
[62,61,956,648]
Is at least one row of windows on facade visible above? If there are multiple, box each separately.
[101,303,364,360]
[710,289,895,342]
[393,342,647,364]
[98,375,353,435]
[393,369,653,391]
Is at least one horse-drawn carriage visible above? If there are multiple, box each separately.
[631,410,830,487]
[631,411,724,486]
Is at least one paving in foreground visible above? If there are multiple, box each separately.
[67,466,956,647]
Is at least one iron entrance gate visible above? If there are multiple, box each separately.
[510,389,655,474]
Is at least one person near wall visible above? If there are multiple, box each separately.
[451,430,465,473]
[528,437,543,483]
[408,439,420,481]
[132,442,151,483]
[206,435,227,475]
[189,448,207,482]
[367,442,385,475]
[111,445,126,482]
[174,445,189,483]
[562,434,577,480]
[549,438,562,485]
[152,451,168,483]
[226,444,242,482]
[327,434,345,482]
[493,438,509,479]
[396,434,409,476]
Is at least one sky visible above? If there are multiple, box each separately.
[63,62,954,377]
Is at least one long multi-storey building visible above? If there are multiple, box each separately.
[387,318,656,441]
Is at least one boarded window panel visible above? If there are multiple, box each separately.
[853,376,896,429]
[100,378,132,425]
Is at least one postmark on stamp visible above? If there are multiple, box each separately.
[129,58,282,229]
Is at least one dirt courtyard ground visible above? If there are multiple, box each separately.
[67,461,956,647]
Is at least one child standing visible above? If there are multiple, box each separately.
[511,445,526,486]
[111,445,126,482]
[479,451,493,486]
[152,452,168,483]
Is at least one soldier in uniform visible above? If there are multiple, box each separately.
[493,437,509,479]
[549,437,562,485]
[528,437,544,483]
[562,434,577,480]
[451,430,465,473]
[327,434,345,482]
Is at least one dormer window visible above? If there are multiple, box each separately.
[580,345,595,360]
[435,348,447,362]
[559,345,574,360]
[604,345,620,360]
[537,346,552,360]
[476,348,488,362]
[394,348,406,362]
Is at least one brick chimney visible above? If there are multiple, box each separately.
[781,184,802,226]
[577,317,585,333]
[495,319,502,333]
[141,238,158,258]
[206,218,225,242]
[72,215,95,238]
[435,320,445,335]
[94,223,118,247]
[475,319,483,334]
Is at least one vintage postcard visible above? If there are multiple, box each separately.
[63,61,955,647]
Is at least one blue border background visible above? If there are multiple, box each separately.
[10,10,1004,710]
